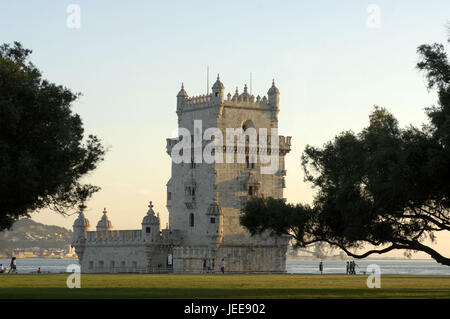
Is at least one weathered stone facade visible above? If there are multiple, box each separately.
[72,203,181,273]
[72,76,291,273]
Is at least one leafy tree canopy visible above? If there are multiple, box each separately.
[0,42,105,231]
[241,32,450,265]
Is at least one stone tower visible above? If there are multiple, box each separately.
[166,75,291,273]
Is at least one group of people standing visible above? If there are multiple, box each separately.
[318,260,359,274]
[202,258,225,274]
[346,261,358,274]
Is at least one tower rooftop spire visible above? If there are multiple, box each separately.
[148,201,155,214]
[268,79,280,95]
[177,83,188,97]
[142,200,159,225]
[96,207,113,231]
[212,74,224,90]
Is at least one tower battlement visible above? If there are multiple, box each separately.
[178,91,272,109]
[85,230,142,243]
[82,229,182,245]
[177,76,280,116]
[72,202,182,273]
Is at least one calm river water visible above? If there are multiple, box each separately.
[1,258,449,275]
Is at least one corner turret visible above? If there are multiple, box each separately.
[211,74,225,103]
[177,83,188,114]
[268,79,280,106]
[267,79,280,120]
[206,192,223,250]
[96,208,113,231]
[142,201,161,243]
[72,208,90,244]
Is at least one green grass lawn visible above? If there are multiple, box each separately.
[0,273,449,298]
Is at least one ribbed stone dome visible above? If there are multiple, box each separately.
[240,84,250,99]
[142,201,160,225]
[177,83,188,97]
[267,79,279,95]
[96,208,113,231]
[73,211,90,228]
[212,74,224,90]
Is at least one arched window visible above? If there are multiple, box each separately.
[242,120,255,131]
[189,213,194,227]
[242,120,257,169]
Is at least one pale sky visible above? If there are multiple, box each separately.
[1,0,449,258]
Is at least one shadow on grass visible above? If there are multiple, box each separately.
[1,288,450,299]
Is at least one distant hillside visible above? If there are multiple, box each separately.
[0,218,72,251]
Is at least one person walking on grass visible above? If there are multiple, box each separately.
[319,260,323,274]
[8,257,16,274]
[220,258,225,274]
[351,261,357,274]
[346,261,350,274]
[353,261,359,274]
[37,267,41,274]
[202,258,207,274]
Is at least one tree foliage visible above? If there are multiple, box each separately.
[0,42,105,231]
[241,32,450,265]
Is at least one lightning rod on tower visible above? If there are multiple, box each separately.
[207,65,210,95]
